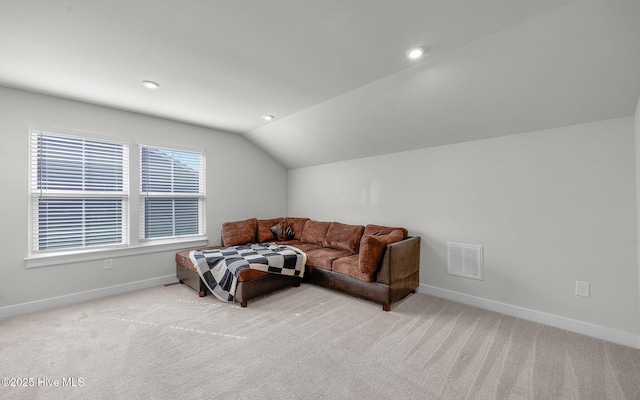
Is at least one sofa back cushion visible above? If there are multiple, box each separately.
[256,218,283,242]
[363,224,408,239]
[284,217,310,240]
[359,229,404,274]
[300,220,331,245]
[323,222,365,254]
[222,218,257,247]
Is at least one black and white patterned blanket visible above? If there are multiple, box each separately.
[189,244,306,303]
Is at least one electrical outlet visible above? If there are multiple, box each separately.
[104,259,114,270]
[575,281,590,297]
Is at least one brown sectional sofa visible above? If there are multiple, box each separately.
[175,217,420,311]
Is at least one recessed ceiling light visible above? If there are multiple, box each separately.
[406,47,426,60]
[262,114,275,121]
[142,80,160,89]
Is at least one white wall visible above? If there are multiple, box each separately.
[289,117,640,338]
[636,96,640,325]
[0,86,288,309]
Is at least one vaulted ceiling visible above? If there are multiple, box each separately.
[2,0,639,168]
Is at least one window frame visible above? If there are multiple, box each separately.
[138,143,207,242]
[28,128,130,256]
[25,128,208,268]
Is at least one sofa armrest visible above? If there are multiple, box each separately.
[376,236,420,285]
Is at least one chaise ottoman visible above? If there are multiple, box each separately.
[175,248,302,307]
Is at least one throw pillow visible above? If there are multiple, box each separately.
[358,229,404,275]
[285,226,294,239]
[270,223,295,241]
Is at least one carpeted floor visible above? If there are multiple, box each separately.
[1,283,639,400]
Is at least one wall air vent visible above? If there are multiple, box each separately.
[446,242,483,280]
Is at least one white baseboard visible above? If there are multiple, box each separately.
[418,284,640,349]
[3,279,637,349]
[0,275,179,319]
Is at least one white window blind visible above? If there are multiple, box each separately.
[139,145,206,240]
[29,130,129,254]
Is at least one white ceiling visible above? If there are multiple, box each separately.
[1,0,639,168]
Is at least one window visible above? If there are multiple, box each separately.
[27,129,207,267]
[139,145,206,241]
[29,129,129,254]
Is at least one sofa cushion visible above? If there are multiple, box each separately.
[323,222,365,254]
[305,247,351,270]
[222,218,257,247]
[275,240,322,253]
[359,229,404,274]
[363,224,408,239]
[300,220,331,245]
[284,217,310,240]
[256,218,283,242]
[333,255,375,282]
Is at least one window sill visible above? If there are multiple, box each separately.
[24,237,209,268]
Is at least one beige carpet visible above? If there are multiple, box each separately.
[1,283,639,400]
